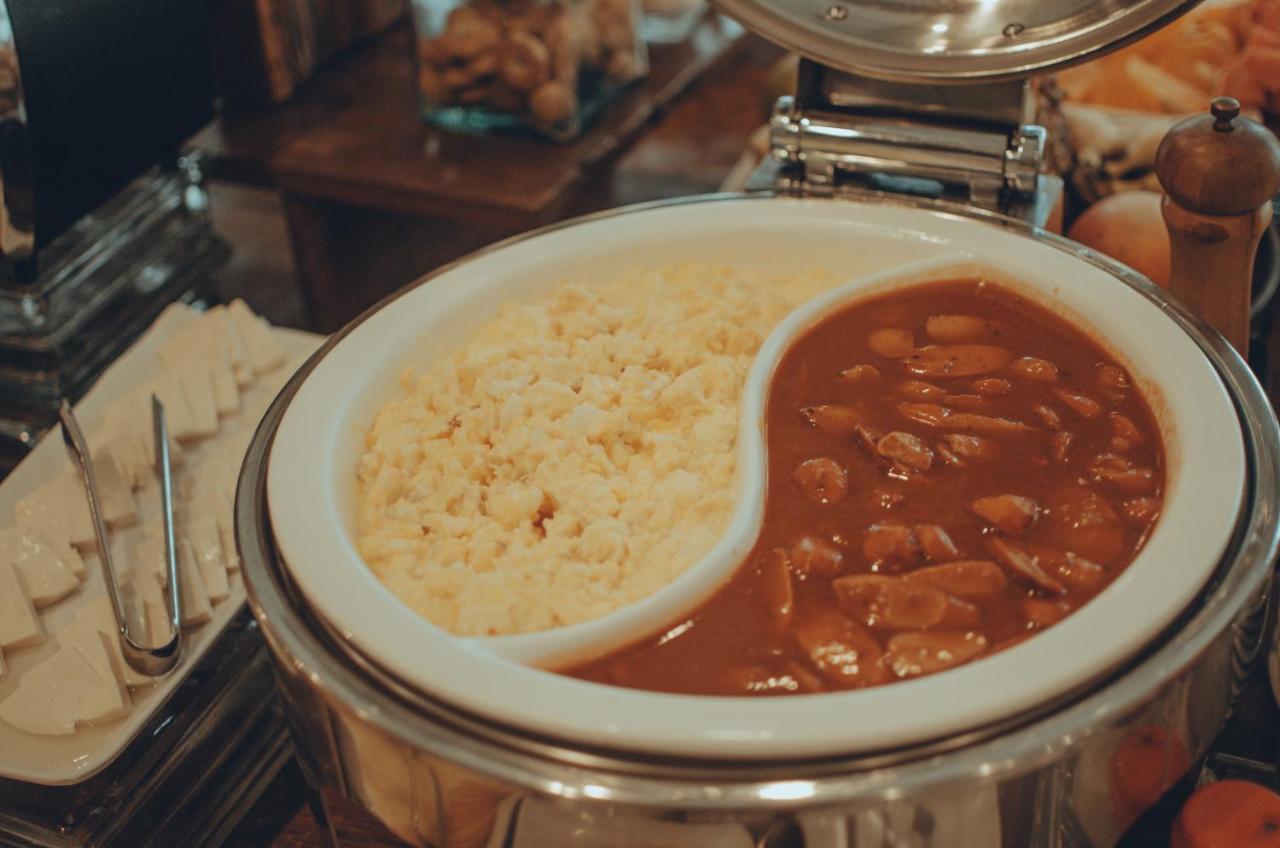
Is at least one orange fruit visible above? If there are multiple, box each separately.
[1068,192,1171,288]
[1109,725,1191,829]
[1172,780,1280,848]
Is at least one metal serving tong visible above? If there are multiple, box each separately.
[59,397,181,676]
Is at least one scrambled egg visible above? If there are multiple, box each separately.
[356,264,827,636]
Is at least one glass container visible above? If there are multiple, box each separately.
[410,0,648,141]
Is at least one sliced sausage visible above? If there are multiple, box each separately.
[1023,598,1069,629]
[898,403,1030,433]
[800,404,861,437]
[987,537,1067,595]
[906,560,1008,599]
[971,495,1039,536]
[794,457,849,503]
[791,536,845,578]
[862,524,922,565]
[792,607,887,686]
[886,631,988,678]
[899,380,947,401]
[898,402,950,427]
[833,574,950,630]
[1032,404,1062,430]
[940,596,984,629]
[1089,454,1156,495]
[904,345,1012,378]
[914,524,960,561]
[1054,388,1103,419]
[945,412,1032,434]
[943,393,986,409]
[1044,487,1126,564]
[1010,356,1059,381]
[877,431,934,472]
[1056,551,1108,590]
[971,378,1012,396]
[868,328,915,358]
[940,433,988,459]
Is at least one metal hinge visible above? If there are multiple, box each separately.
[769,61,1049,218]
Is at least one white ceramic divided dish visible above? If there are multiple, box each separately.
[267,197,1244,759]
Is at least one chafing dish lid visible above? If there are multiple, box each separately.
[713,0,1202,82]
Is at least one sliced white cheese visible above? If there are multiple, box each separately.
[64,597,154,689]
[229,299,283,374]
[132,534,168,590]
[102,392,185,470]
[174,539,213,627]
[185,515,229,603]
[205,488,240,571]
[62,621,132,714]
[119,566,172,647]
[17,474,95,550]
[219,519,239,571]
[0,561,42,649]
[0,635,131,735]
[174,359,219,439]
[91,450,138,529]
[13,497,86,578]
[208,347,241,416]
[0,526,79,607]
[147,374,200,444]
[99,427,152,491]
[205,305,254,387]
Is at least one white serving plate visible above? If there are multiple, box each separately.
[0,308,320,785]
[268,196,1244,760]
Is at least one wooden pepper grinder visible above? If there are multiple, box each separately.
[1155,97,1280,355]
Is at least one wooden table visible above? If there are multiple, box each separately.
[194,14,758,332]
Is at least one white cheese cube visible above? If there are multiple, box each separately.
[198,488,241,571]
[91,450,138,529]
[0,634,131,735]
[98,427,152,491]
[17,473,95,550]
[208,348,240,416]
[228,299,283,374]
[64,596,154,688]
[0,561,43,649]
[205,305,254,387]
[185,515,229,603]
[102,392,186,470]
[13,497,86,578]
[61,620,132,712]
[146,374,199,444]
[175,539,213,627]
[174,359,219,439]
[0,527,80,607]
[119,566,172,647]
[132,534,168,590]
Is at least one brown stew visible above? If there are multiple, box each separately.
[567,279,1165,695]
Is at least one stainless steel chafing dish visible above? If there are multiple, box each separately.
[236,0,1280,844]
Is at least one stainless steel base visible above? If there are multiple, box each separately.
[238,193,1280,848]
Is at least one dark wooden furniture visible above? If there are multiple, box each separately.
[195,14,759,331]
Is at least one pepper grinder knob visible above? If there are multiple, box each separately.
[1155,96,1280,355]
